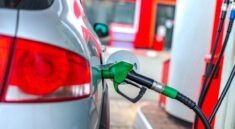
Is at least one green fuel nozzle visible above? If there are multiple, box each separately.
[101,61,133,91]
[100,61,147,103]
[99,61,179,102]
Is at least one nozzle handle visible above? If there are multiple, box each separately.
[127,70,154,89]
[116,81,147,103]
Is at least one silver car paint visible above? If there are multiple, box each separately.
[17,0,88,58]
[0,9,17,36]
[0,0,105,129]
[0,98,94,129]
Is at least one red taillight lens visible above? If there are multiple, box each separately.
[2,38,91,102]
[0,35,12,86]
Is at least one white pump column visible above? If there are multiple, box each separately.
[165,0,216,122]
[215,19,235,129]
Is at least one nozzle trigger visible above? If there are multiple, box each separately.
[116,79,147,103]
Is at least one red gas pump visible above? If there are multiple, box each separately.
[134,0,176,50]
[197,0,225,129]
[109,0,176,50]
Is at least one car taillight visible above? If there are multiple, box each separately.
[2,38,91,102]
[0,35,13,87]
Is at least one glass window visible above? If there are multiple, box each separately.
[155,4,175,50]
[112,2,135,24]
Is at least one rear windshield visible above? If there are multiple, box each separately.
[0,0,54,10]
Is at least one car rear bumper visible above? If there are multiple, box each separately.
[0,98,98,129]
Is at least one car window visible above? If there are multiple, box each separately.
[0,0,53,10]
[112,2,135,24]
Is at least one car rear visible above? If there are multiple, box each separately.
[0,0,100,129]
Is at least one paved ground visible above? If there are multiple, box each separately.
[109,99,192,129]
[141,103,191,129]
[109,99,140,129]
[109,99,157,129]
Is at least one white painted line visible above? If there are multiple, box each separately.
[147,51,158,57]
[134,107,153,129]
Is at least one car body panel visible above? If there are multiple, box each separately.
[17,0,88,59]
[0,98,95,129]
[0,9,17,36]
[0,0,108,129]
[98,83,110,129]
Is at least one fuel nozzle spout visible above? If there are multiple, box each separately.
[126,70,178,99]
[100,61,147,103]
[100,61,178,100]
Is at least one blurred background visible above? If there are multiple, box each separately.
[83,0,235,129]
[84,0,175,50]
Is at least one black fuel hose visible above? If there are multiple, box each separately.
[127,71,212,129]
[195,1,232,128]
[176,93,211,129]
[209,64,235,123]
[195,16,234,129]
